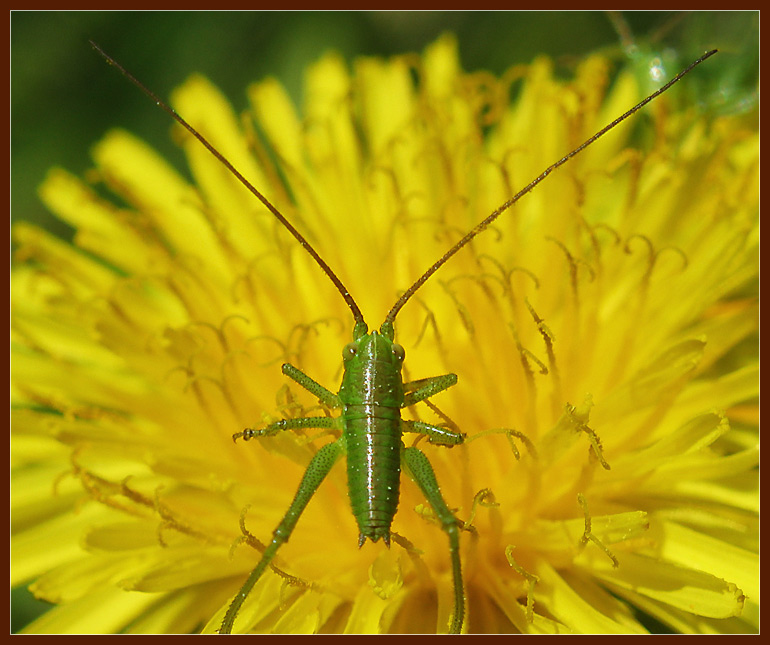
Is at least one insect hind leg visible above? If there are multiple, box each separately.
[402,446,465,634]
[219,439,344,633]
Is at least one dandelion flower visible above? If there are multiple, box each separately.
[11,36,758,634]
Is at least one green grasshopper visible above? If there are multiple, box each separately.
[90,41,716,633]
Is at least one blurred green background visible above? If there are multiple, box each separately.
[10,10,758,633]
[12,11,758,241]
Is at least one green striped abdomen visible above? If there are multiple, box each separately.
[344,404,401,546]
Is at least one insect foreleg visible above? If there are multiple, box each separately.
[219,439,344,633]
[402,419,465,446]
[281,363,341,409]
[402,374,458,407]
[402,446,465,634]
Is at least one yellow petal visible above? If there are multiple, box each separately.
[594,551,744,619]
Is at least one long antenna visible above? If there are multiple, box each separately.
[89,40,366,329]
[383,48,718,327]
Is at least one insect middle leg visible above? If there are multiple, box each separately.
[235,364,342,441]
[235,416,338,441]
[402,445,465,634]
[402,374,464,447]
[402,419,465,446]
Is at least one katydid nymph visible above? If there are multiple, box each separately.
[90,41,716,634]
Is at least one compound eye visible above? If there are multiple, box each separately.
[343,342,358,361]
[391,343,405,362]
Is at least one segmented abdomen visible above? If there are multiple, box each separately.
[344,404,401,545]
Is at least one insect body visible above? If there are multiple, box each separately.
[224,319,465,632]
[90,41,716,634]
